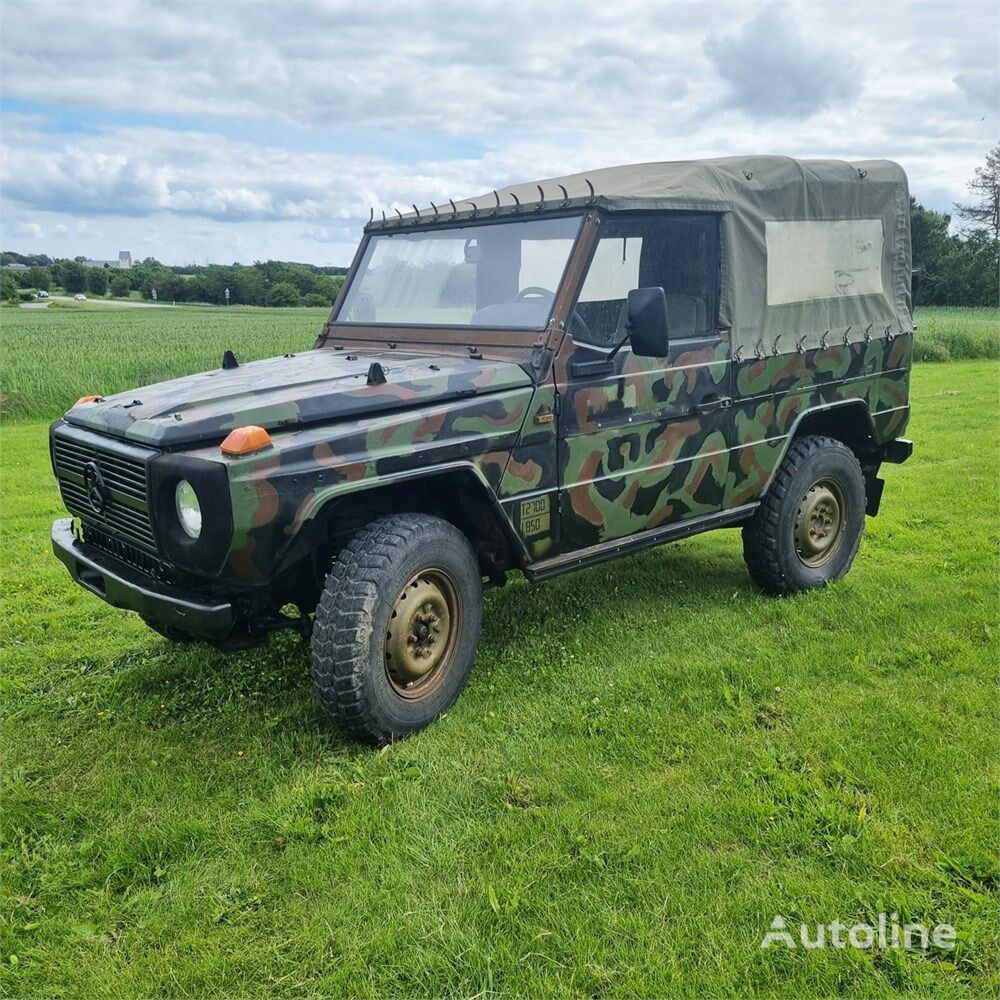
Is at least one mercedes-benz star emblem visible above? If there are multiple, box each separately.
[83,460,108,514]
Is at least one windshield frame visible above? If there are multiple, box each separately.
[330,210,587,341]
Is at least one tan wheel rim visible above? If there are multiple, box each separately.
[384,568,459,699]
[794,478,846,567]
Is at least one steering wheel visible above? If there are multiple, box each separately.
[516,286,555,303]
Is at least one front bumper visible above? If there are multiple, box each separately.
[51,518,235,641]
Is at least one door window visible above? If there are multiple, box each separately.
[572,214,719,348]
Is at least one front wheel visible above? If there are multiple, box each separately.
[310,513,483,744]
[742,435,866,595]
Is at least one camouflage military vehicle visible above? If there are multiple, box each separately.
[51,156,914,743]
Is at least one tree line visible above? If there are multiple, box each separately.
[0,256,346,307]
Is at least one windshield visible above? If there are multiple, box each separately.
[335,215,582,329]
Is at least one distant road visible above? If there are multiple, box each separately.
[22,295,173,309]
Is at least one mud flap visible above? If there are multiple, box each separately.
[865,476,885,517]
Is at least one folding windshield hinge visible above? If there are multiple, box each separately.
[529,341,547,373]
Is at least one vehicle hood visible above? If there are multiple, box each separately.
[64,348,532,448]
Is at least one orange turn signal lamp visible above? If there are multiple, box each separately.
[220,425,272,456]
[76,394,105,404]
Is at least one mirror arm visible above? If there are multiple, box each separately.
[606,324,633,363]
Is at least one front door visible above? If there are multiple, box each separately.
[553,213,732,552]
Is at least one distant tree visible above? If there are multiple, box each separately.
[1,272,19,302]
[909,197,999,307]
[265,282,301,307]
[87,267,109,296]
[27,266,52,291]
[141,268,185,302]
[109,271,131,298]
[955,144,1000,239]
[61,259,88,293]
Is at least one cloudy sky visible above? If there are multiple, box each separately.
[1,0,996,266]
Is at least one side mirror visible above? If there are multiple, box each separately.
[626,287,670,357]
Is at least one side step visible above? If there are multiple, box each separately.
[524,503,759,582]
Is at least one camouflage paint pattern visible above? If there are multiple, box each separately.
[62,349,530,448]
[554,341,732,549]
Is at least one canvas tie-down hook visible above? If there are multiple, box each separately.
[534,185,546,212]
[558,184,570,209]
[490,190,501,216]
[467,201,480,219]
[510,191,522,214]
[585,178,596,205]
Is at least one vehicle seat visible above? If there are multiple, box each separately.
[469,299,550,328]
[665,294,706,338]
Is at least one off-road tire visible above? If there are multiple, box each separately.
[742,435,866,595]
[310,513,483,744]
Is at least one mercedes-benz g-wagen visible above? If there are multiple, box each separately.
[51,156,914,743]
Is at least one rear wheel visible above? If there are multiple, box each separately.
[310,513,483,744]
[742,435,866,595]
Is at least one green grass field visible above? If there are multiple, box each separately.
[1,307,997,997]
[1,303,996,419]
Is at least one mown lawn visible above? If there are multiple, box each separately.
[2,347,997,996]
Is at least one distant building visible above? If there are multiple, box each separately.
[118,251,132,269]
[1,262,30,272]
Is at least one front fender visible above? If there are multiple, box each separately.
[218,386,535,582]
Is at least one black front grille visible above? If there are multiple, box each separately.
[52,425,158,553]
[83,523,176,584]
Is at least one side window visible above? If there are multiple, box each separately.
[572,214,719,349]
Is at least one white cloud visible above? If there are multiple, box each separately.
[0,0,995,263]
[705,3,861,118]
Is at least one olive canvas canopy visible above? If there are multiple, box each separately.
[378,156,912,355]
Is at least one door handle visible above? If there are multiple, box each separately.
[691,396,732,415]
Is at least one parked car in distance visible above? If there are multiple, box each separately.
[73,293,87,301]
[37,289,49,298]
[50,155,915,744]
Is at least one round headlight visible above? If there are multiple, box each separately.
[175,479,202,539]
